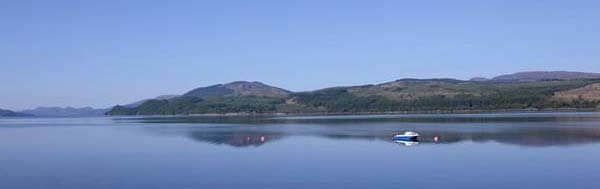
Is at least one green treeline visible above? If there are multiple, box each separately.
[106,79,600,116]
[109,96,285,115]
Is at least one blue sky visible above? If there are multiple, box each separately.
[1,0,599,110]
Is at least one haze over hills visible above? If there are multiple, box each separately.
[11,96,180,117]
[17,95,186,117]
[20,107,109,117]
[469,71,600,82]
[491,71,600,81]
[106,71,600,116]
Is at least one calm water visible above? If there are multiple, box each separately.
[2,113,600,189]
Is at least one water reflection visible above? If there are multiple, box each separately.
[117,112,600,124]
[187,131,281,147]
[394,140,419,146]
[125,113,600,148]
[392,131,420,146]
[136,124,600,148]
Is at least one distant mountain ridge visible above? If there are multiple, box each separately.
[21,107,109,117]
[492,71,600,81]
[0,108,32,117]
[106,71,600,116]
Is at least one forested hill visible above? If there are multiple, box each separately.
[184,81,290,98]
[106,77,600,116]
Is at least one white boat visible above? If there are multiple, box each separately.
[393,131,419,141]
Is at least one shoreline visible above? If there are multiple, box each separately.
[107,108,600,118]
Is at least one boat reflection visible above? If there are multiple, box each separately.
[392,131,420,146]
[394,140,419,146]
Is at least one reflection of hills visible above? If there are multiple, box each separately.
[171,126,600,148]
[188,131,283,147]
[120,113,600,125]
[132,113,600,148]
[473,128,600,147]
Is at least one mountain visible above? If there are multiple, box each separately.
[21,107,108,117]
[107,72,600,116]
[0,109,33,117]
[492,71,600,81]
[107,81,291,115]
[184,81,290,98]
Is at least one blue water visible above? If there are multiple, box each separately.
[1,113,600,189]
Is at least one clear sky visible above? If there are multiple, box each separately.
[1,0,599,110]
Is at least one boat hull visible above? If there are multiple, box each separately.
[393,136,418,141]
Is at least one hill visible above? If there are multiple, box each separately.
[0,109,33,117]
[106,72,600,116]
[288,79,600,113]
[107,81,290,115]
[20,107,108,117]
[184,81,290,98]
[492,71,600,81]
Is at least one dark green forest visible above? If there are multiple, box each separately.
[107,79,600,116]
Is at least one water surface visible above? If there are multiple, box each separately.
[1,113,600,188]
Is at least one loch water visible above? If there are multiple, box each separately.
[1,113,600,189]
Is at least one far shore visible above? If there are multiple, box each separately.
[107,108,600,118]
